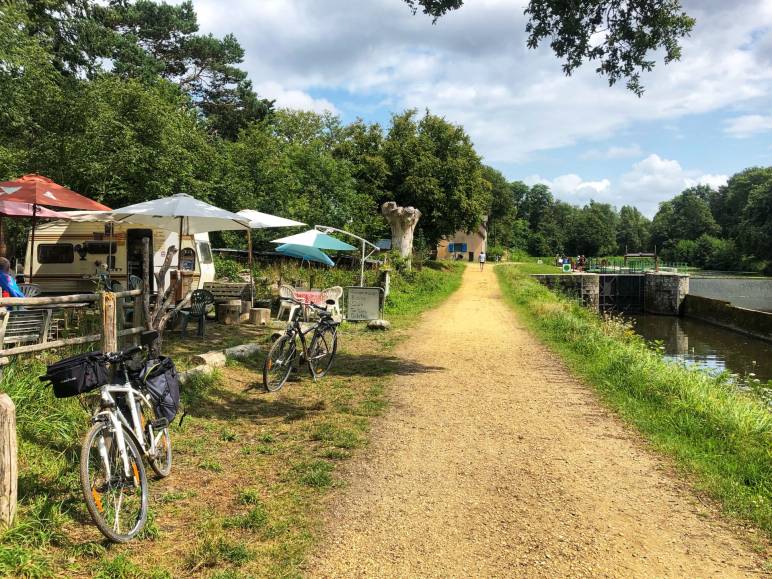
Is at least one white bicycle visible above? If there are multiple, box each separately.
[79,331,172,542]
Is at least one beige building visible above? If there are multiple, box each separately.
[436,223,487,261]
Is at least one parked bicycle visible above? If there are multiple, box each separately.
[263,297,340,392]
[40,330,180,542]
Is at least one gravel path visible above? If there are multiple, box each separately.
[308,264,764,577]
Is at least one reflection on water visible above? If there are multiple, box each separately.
[629,315,772,383]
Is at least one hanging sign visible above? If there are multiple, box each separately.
[345,286,383,321]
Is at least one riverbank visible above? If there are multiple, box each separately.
[495,264,772,539]
[0,262,464,577]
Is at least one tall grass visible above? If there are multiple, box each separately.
[385,261,465,324]
[495,264,772,536]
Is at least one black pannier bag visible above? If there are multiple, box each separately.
[41,352,109,398]
[140,356,181,422]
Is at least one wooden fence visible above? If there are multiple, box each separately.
[0,287,146,526]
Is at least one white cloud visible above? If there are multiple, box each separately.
[526,154,728,217]
[186,0,772,163]
[579,144,643,160]
[524,174,611,201]
[619,155,727,216]
[724,114,772,138]
[254,81,337,114]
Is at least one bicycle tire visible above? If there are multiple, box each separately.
[308,325,338,378]
[138,398,172,478]
[263,334,296,392]
[80,420,148,543]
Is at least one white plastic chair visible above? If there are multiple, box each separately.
[320,286,343,320]
[277,284,301,321]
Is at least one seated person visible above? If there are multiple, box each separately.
[0,257,24,298]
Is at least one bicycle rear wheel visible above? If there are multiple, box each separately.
[308,325,338,378]
[138,399,172,478]
[263,334,296,392]
[80,421,148,543]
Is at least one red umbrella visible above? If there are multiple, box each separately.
[0,175,110,280]
[0,174,110,210]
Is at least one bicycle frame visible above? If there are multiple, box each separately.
[93,370,164,477]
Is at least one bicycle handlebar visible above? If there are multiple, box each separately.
[105,345,144,364]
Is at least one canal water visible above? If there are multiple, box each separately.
[630,315,772,383]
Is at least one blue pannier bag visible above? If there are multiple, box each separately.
[140,356,181,423]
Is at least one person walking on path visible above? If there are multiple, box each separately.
[478,251,486,271]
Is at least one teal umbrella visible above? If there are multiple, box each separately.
[276,243,335,266]
[271,229,356,251]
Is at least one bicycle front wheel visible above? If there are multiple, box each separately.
[308,325,338,378]
[263,334,296,392]
[80,421,148,543]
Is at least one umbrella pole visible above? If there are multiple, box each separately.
[0,216,5,258]
[247,229,254,305]
[360,240,365,286]
[29,204,37,283]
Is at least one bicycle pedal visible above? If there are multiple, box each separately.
[150,418,168,429]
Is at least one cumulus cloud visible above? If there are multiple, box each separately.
[525,154,728,217]
[619,155,727,216]
[253,81,337,114]
[186,0,772,163]
[524,174,611,201]
[724,114,772,138]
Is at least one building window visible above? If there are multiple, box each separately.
[38,243,74,264]
[448,242,467,253]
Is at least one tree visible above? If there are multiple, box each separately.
[568,201,618,256]
[99,0,274,138]
[382,110,491,246]
[521,184,554,231]
[27,75,217,208]
[732,168,772,263]
[484,167,517,248]
[404,0,694,95]
[381,202,421,266]
[617,205,650,253]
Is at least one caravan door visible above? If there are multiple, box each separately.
[126,229,154,291]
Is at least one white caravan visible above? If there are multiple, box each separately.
[23,220,215,295]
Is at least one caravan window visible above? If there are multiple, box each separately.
[197,241,213,264]
[38,244,74,264]
[84,241,117,254]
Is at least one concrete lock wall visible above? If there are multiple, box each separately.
[689,277,772,313]
[644,272,689,316]
[532,274,599,311]
[683,295,772,342]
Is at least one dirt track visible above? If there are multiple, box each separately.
[308,264,764,577]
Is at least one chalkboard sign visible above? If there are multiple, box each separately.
[345,286,383,321]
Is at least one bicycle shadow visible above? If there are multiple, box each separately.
[330,351,446,378]
[184,383,324,423]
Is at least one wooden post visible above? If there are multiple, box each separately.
[100,292,117,353]
[0,393,17,529]
[142,238,152,331]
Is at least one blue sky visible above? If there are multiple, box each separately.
[187,0,772,217]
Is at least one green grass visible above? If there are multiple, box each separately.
[0,261,465,577]
[495,263,772,536]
